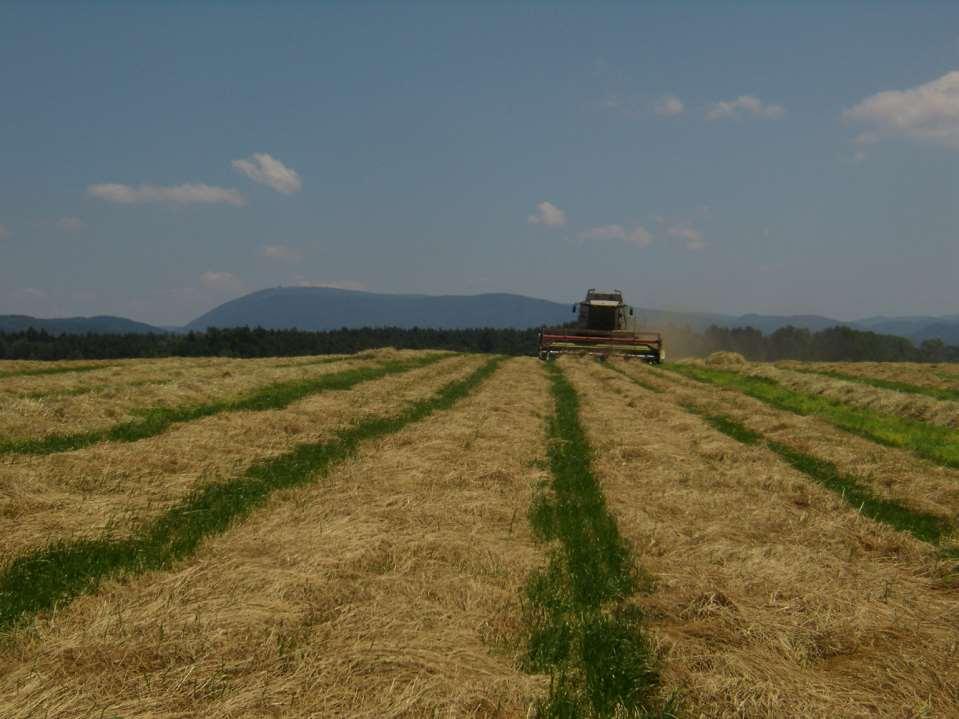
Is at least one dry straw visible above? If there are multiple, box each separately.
[0,353,478,565]
[622,360,959,529]
[0,350,427,441]
[740,363,959,430]
[0,358,551,717]
[564,358,959,718]
[779,360,959,393]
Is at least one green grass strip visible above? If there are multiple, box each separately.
[662,363,959,470]
[0,356,501,633]
[0,363,109,380]
[0,354,447,456]
[682,403,952,545]
[786,366,959,403]
[522,362,673,717]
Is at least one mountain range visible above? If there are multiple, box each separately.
[2,286,958,345]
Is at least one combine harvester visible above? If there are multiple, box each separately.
[538,289,665,363]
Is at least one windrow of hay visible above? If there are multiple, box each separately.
[0,358,552,718]
[0,355,481,565]
[564,358,959,718]
[667,361,959,469]
[0,359,116,379]
[736,362,959,429]
[0,350,434,441]
[616,361,959,523]
[704,351,747,368]
[778,360,959,394]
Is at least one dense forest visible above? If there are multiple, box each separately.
[1,324,957,362]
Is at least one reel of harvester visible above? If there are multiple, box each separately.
[538,289,664,364]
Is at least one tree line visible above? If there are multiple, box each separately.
[0,324,956,362]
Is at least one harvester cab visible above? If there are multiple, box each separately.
[538,289,664,363]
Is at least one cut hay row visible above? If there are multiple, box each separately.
[616,361,959,523]
[782,363,959,403]
[520,362,671,716]
[665,362,959,469]
[0,358,552,717]
[0,355,483,566]
[4,354,358,401]
[564,359,959,718]
[0,352,446,453]
[778,360,959,394]
[0,351,413,441]
[731,361,959,429]
[684,405,953,547]
[0,357,501,633]
[0,362,111,380]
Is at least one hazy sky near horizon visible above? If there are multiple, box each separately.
[1,1,957,325]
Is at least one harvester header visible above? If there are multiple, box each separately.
[538,288,664,363]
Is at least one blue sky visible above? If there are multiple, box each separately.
[1,2,956,325]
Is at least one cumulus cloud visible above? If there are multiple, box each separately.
[232,153,302,194]
[527,201,567,227]
[843,70,959,149]
[706,95,785,120]
[654,95,684,117]
[261,244,301,261]
[56,217,85,231]
[668,225,706,250]
[579,224,653,247]
[88,183,245,206]
[199,271,242,290]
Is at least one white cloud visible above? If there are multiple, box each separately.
[290,276,366,291]
[668,225,706,250]
[654,95,684,117]
[579,224,653,248]
[843,70,959,149]
[261,244,302,261]
[88,183,245,206]
[56,217,85,231]
[232,153,302,194]
[527,201,567,227]
[199,271,242,291]
[706,95,785,120]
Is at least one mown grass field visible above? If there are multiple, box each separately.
[0,350,957,717]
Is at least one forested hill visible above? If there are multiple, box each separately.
[186,287,573,331]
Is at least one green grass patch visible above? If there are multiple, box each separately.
[787,366,959,403]
[0,357,501,633]
[0,363,109,380]
[685,405,953,545]
[0,354,447,456]
[521,362,674,717]
[663,363,959,470]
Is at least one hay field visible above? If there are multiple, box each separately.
[1,352,957,717]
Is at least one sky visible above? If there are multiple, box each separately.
[1,1,957,326]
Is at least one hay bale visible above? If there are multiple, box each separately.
[705,351,747,368]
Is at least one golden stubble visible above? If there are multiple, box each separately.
[622,361,959,523]
[0,354,480,565]
[564,358,959,718]
[0,349,433,440]
[738,363,959,430]
[0,357,551,718]
[778,360,959,393]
